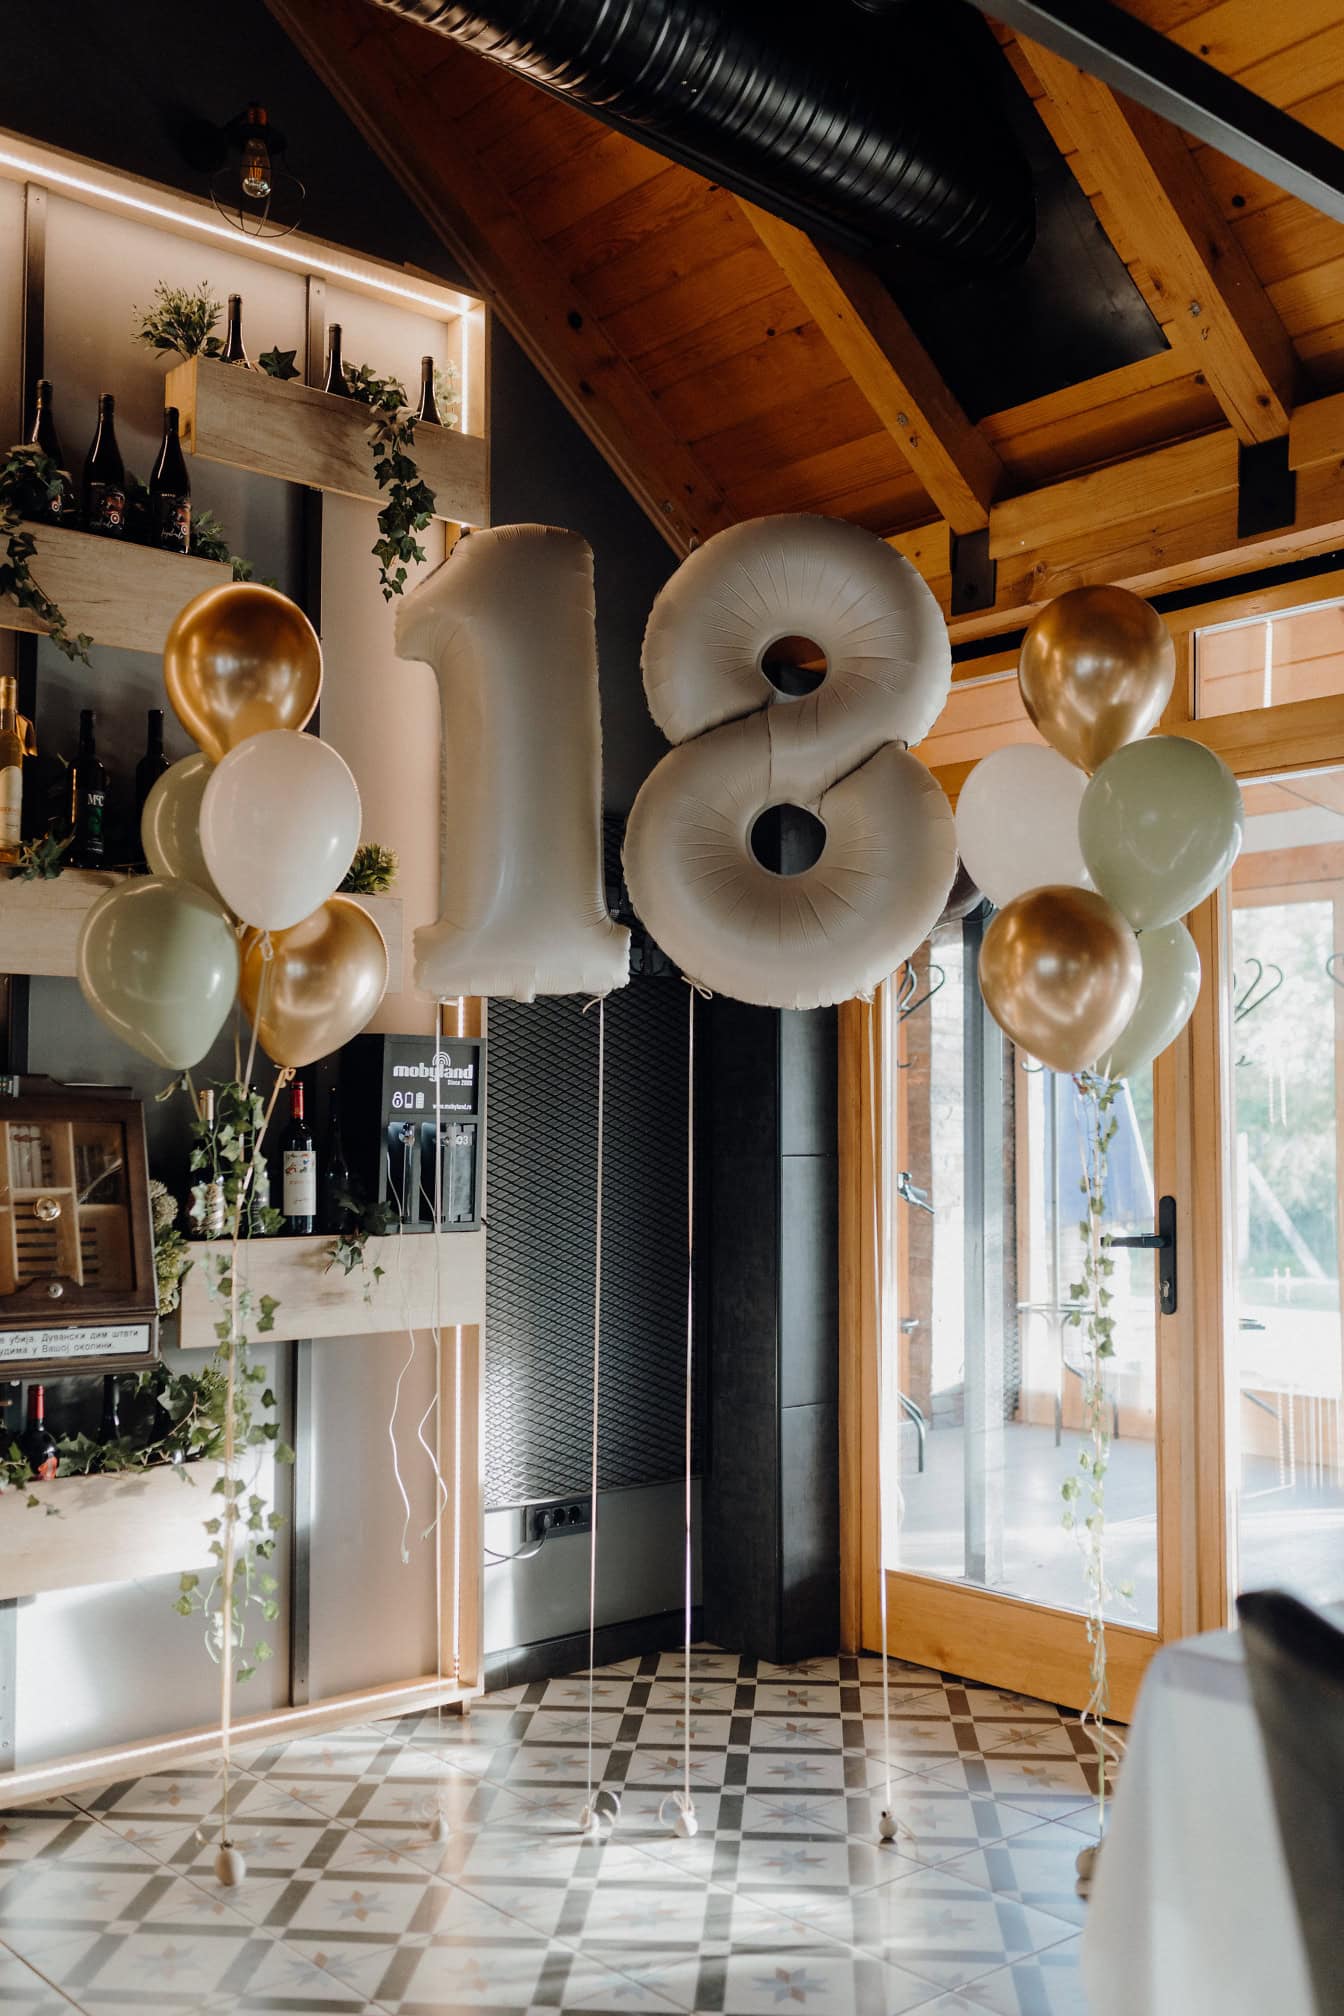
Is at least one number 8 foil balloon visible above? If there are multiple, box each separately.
[623,515,957,1009]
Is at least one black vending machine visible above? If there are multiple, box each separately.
[341,1033,483,1232]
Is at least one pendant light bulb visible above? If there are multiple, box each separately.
[240,104,272,199]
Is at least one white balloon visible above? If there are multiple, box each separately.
[625,513,955,1008]
[956,743,1090,911]
[200,730,361,932]
[394,525,630,1001]
[1094,919,1201,1080]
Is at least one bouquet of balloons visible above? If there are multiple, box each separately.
[955,584,1243,1079]
[76,584,389,1073]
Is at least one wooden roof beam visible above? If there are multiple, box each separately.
[266,0,733,556]
[737,202,1005,533]
[1020,37,1299,444]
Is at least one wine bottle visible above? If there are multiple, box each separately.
[323,323,351,398]
[20,1386,57,1481]
[149,408,192,553]
[320,1088,352,1234]
[282,1079,317,1234]
[0,675,24,868]
[82,393,126,538]
[416,355,442,427]
[220,293,251,368]
[133,708,169,870]
[27,380,79,523]
[68,709,107,869]
[98,1374,121,1443]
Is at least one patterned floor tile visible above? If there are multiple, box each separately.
[853,1864,1077,1993]
[954,1934,1087,2015]
[634,1713,735,1750]
[936,1823,1090,1929]
[640,1948,939,2016]
[556,1950,687,2012]
[0,1807,81,1866]
[0,1942,83,2012]
[389,1931,559,2010]
[860,1781,1045,1868]
[920,1758,1099,1825]
[644,1681,739,1715]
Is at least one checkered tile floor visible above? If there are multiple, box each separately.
[0,1649,1107,2014]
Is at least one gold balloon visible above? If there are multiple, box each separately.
[1018,585,1175,775]
[240,897,388,1069]
[978,885,1141,1075]
[164,583,322,765]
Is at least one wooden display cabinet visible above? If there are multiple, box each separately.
[0,1080,157,1375]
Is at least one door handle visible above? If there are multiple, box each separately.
[1101,1194,1177,1316]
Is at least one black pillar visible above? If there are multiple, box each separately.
[702,1000,839,1662]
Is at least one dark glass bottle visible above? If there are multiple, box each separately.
[99,1375,121,1443]
[133,709,169,869]
[27,380,79,524]
[416,355,442,426]
[82,393,127,537]
[149,408,192,553]
[282,1079,316,1235]
[320,1089,352,1235]
[20,1386,57,1481]
[69,710,107,869]
[220,293,251,368]
[322,323,350,398]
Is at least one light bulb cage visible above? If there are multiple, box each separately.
[208,105,304,242]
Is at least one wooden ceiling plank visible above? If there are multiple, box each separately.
[737,201,1004,533]
[1022,37,1299,442]
[265,0,732,555]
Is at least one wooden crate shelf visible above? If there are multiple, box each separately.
[0,872,403,993]
[175,1228,484,1348]
[166,357,488,525]
[0,524,231,656]
[0,1458,226,1601]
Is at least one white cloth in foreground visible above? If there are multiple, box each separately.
[1084,1623,1316,2016]
[394,526,629,1002]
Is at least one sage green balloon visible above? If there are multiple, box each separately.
[1094,920,1201,1080]
[141,752,222,902]
[1079,735,1243,930]
[76,876,240,1069]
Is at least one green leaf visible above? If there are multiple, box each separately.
[258,345,301,380]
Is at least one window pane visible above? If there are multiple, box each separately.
[1196,599,1344,718]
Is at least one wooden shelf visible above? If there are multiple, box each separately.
[0,872,404,993]
[166,356,488,525]
[0,1458,226,1601]
[0,524,231,656]
[175,1228,485,1348]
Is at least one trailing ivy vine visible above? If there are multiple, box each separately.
[1061,1071,1134,1821]
[0,447,92,662]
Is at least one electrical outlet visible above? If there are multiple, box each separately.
[530,1496,593,1542]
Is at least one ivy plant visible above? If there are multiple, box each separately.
[132,280,224,361]
[0,447,92,663]
[189,1079,284,1241]
[339,841,398,895]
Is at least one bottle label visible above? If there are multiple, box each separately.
[155,496,192,552]
[81,790,105,859]
[0,765,20,848]
[283,1150,317,1218]
[86,482,126,534]
[34,1450,57,1482]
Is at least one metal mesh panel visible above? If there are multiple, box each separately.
[484,983,693,1507]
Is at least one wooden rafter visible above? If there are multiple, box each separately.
[265,0,733,555]
[1019,36,1299,444]
[738,201,1004,532]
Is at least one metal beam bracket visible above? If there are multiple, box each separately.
[1236,437,1296,540]
[950,528,997,616]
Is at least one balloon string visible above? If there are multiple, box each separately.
[680,984,696,1828]
[583,998,606,1817]
[867,985,904,1843]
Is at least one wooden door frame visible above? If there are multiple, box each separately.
[839,565,1344,1710]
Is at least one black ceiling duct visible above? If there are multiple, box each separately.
[364,0,1036,268]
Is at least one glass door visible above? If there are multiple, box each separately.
[876,910,1164,1715]
[1223,766,1344,1605]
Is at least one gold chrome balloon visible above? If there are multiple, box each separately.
[978,885,1141,1075]
[1018,586,1175,775]
[241,897,388,1069]
[163,583,321,765]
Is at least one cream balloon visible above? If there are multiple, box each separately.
[199,730,362,932]
[76,877,240,1070]
[141,753,220,901]
[1094,920,1201,1081]
[626,512,955,1008]
[1079,735,1244,930]
[956,743,1090,911]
